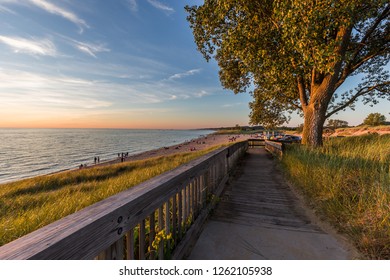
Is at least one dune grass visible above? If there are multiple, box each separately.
[281,134,390,259]
[0,145,226,246]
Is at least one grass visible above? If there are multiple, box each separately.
[281,134,390,259]
[0,144,226,247]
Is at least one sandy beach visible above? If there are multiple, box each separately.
[93,133,252,168]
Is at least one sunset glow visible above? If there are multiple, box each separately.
[0,1,388,129]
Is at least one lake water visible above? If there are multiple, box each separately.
[0,128,215,184]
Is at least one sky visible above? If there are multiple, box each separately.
[0,0,388,129]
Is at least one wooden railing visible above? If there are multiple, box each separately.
[265,140,284,157]
[248,138,265,148]
[0,141,248,260]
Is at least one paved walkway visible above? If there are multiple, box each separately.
[188,148,358,260]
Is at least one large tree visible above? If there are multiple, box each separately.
[186,1,390,147]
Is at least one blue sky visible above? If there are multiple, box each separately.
[0,0,388,129]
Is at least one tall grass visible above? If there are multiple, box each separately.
[281,134,390,259]
[0,145,225,246]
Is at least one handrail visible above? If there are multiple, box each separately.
[0,141,248,260]
[247,138,265,148]
[265,140,284,157]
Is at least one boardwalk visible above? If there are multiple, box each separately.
[189,147,358,259]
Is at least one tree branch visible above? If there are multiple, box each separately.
[335,47,389,89]
[336,4,390,89]
[351,4,390,62]
[326,81,390,118]
[297,75,308,110]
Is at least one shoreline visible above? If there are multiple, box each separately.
[85,133,251,168]
[1,133,251,185]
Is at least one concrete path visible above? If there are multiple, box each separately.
[188,148,358,260]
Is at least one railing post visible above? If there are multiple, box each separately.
[126,229,134,260]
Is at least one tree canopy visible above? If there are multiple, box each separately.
[327,119,349,128]
[363,112,387,125]
[186,0,390,146]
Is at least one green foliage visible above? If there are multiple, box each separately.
[363,112,387,126]
[327,119,349,129]
[186,1,390,146]
[281,134,390,259]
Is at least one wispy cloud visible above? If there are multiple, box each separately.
[0,0,89,32]
[0,69,111,109]
[0,68,169,111]
[147,0,174,14]
[195,90,210,98]
[222,102,244,108]
[73,41,110,58]
[126,0,138,12]
[0,4,15,14]
[0,35,57,56]
[169,69,201,80]
[28,0,89,32]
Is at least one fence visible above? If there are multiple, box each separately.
[247,138,265,148]
[0,141,248,260]
[264,140,284,157]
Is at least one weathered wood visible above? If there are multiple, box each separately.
[139,220,145,260]
[111,237,124,260]
[178,191,183,239]
[248,138,265,147]
[149,212,156,260]
[172,195,177,243]
[0,142,248,260]
[265,140,284,157]
[165,200,171,256]
[125,230,134,260]
[158,206,164,260]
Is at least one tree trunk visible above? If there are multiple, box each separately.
[301,102,327,147]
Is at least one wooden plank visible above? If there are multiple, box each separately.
[139,220,146,260]
[182,187,187,231]
[178,191,182,239]
[186,185,190,224]
[191,180,195,218]
[194,177,199,217]
[110,237,124,260]
[149,212,155,260]
[158,206,164,260]
[172,195,177,243]
[165,201,171,255]
[125,230,134,260]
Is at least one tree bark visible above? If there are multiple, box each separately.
[301,103,327,147]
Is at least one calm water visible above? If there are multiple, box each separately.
[0,128,214,184]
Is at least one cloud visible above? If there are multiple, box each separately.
[0,0,89,32]
[0,4,15,14]
[0,68,167,111]
[0,35,57,56]
[169,69,201,80]
[31,0,89,32]
[73,41,110,58]
[195,90,209,98]
[126,0,138,12]
[222,102,243,108]
[147,0,174,14]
